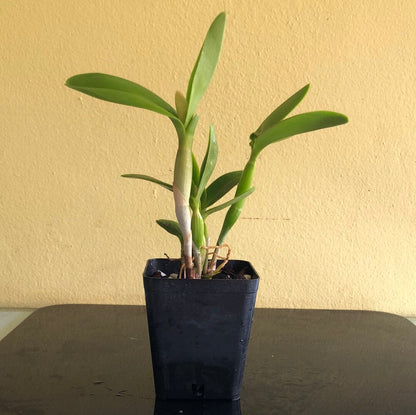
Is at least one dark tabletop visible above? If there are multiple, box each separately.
[0,305,415,414]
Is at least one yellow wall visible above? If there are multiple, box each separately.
[1,0,415,314]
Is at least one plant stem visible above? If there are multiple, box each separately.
[193,242,202,278]
[191,206,205,278]
[207,151,257,273]
[173,117,198,278]
[217,152,257,245]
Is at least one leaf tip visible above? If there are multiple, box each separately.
[331,112,349,125]
[340,114,349,124]
[216,11,226,23]
[65,76,76,88]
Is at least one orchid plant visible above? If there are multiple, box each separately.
[65,12,348,279]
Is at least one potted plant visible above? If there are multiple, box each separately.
[65,12,348,400]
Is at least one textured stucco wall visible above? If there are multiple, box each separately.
[1,0,415,314]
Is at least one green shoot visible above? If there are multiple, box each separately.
[65,12,348,279]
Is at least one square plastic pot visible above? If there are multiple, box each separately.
[143,258,259,400]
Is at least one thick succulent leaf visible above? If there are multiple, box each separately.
[252,111,349,156]
[204,187,255,217]
[196,125,218,202]
[202,170,242,209]
[250,84,310,140]
[121,174,173,192]
[66,73,179,119]
[156,219,183,246]
[185,12,225,125]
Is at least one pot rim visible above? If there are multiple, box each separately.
[143,258,260,293]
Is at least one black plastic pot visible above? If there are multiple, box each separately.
[143,258,259,400]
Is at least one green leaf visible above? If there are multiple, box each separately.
[190,153,200,207]
[202,170,242,209]
[66,73,179,120]
[156,219,183,246]
[204,187,255,217]
[121,174,173,192]
[252,111,349,156]
[250,84,310,140]
[192,153,200,188]
[185,12,226,125]
[217,157,256,245]
[195,125,218,202]
[191,210,205,249]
